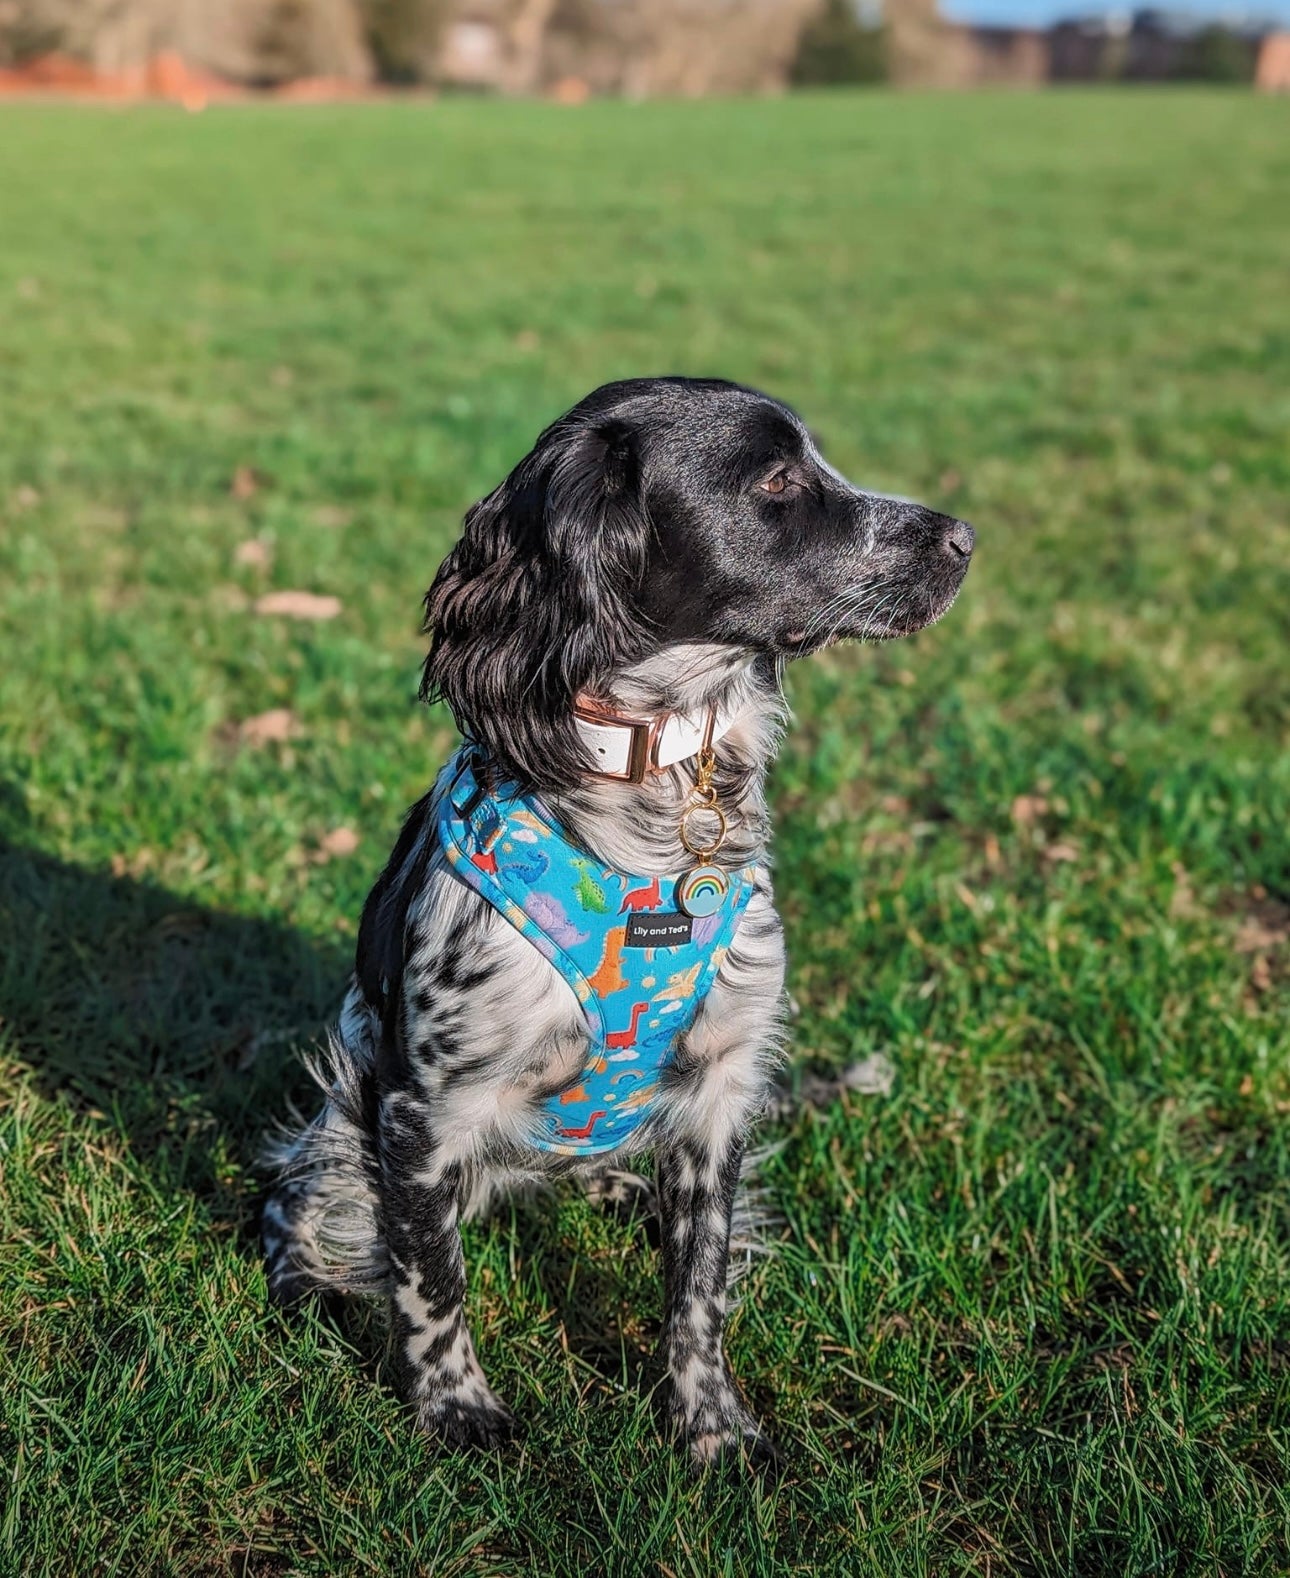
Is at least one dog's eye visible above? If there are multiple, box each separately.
[760,470,790,496]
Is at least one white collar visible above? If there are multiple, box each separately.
[573,694,741,782]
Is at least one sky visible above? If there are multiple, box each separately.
[940,0,1289,24]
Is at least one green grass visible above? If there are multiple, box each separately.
[1,88,1289,1576]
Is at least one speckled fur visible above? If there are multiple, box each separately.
[262,376,972,1466]
[263,647,788,1461]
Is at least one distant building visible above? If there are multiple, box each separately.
[1049,15,1128,79]
[1050,6,1262,82]
[962,24,1049,82]
[436,0,817,98]
[886,0,1048,87]
[1255,30,1290,87]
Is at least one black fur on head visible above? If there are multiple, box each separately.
[421,397,654,792]
[422,377,974,793]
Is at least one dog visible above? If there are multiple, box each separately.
[261,376,973,1466]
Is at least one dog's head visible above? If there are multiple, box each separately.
[423,377,973,789]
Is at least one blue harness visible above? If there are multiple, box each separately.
[435,748,756,1156]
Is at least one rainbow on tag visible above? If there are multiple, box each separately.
[676,864,728,918]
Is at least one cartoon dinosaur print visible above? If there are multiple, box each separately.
[586,927,628,997]
[652,961,702,1004]
[556,1109,608,1142]
[613,1082,656,1113]
[522,889,589,949]
[570,858,610,915]
[605,1001,648,1050]
[441,753,760,1161]
[618,876,661,913]
[505,843,550,885]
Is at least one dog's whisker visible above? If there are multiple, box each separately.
[798,579,897,647]
[821,583,901,646]
[859,587,905,641]
[797,584,869,643]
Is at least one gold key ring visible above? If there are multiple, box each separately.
[679,800,727,862]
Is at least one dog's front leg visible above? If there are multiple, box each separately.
[378,1101,516,1449]
[656,1133,773,1468]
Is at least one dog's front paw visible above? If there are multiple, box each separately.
[415,1386,519,1452]
[670,1384,781,1474]
[685,1415,782,1474]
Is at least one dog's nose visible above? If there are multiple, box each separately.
[942,518,975,560]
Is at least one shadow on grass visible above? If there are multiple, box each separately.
[312,1188,667,1428]
[0,806,671,1395]
[0,826,349,1237]
[514,1190,662,1395]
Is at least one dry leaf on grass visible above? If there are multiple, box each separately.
[237,708,298,747]
[1011,793,1048,826]
[110,849,155,879]
[254,590,342,621]
[230,465,262,500]
[312,826,360,863]
[1169,862,1199,920]
[1233,899,1290,955]
[763,1052,896,1121]
[839,1053,897,1096]
[234,538,272,570]
[1043,842,1079,863]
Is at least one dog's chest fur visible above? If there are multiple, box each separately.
[363,654,790,1186]
[385,849,785,1179]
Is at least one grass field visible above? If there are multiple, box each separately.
[2,87,1289,1575]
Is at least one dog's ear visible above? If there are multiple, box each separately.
[421,416,650,790]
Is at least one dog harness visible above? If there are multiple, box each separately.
[435,748,756,1157]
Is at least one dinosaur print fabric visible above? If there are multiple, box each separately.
[435,749,756,1156]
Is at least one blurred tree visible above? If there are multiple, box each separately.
[251,0,372,80]
[0,0,161,69]
[0,0,374,81]
[0,0,51,62]
[792,0,886,85]
[538,0,817,99]
[361,0,448,83]
[505,0,559,93]
[1175,23,1254,81]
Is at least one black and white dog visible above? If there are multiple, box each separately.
[262,376,973,1466]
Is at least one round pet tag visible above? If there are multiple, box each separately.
[676,864,728,918]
